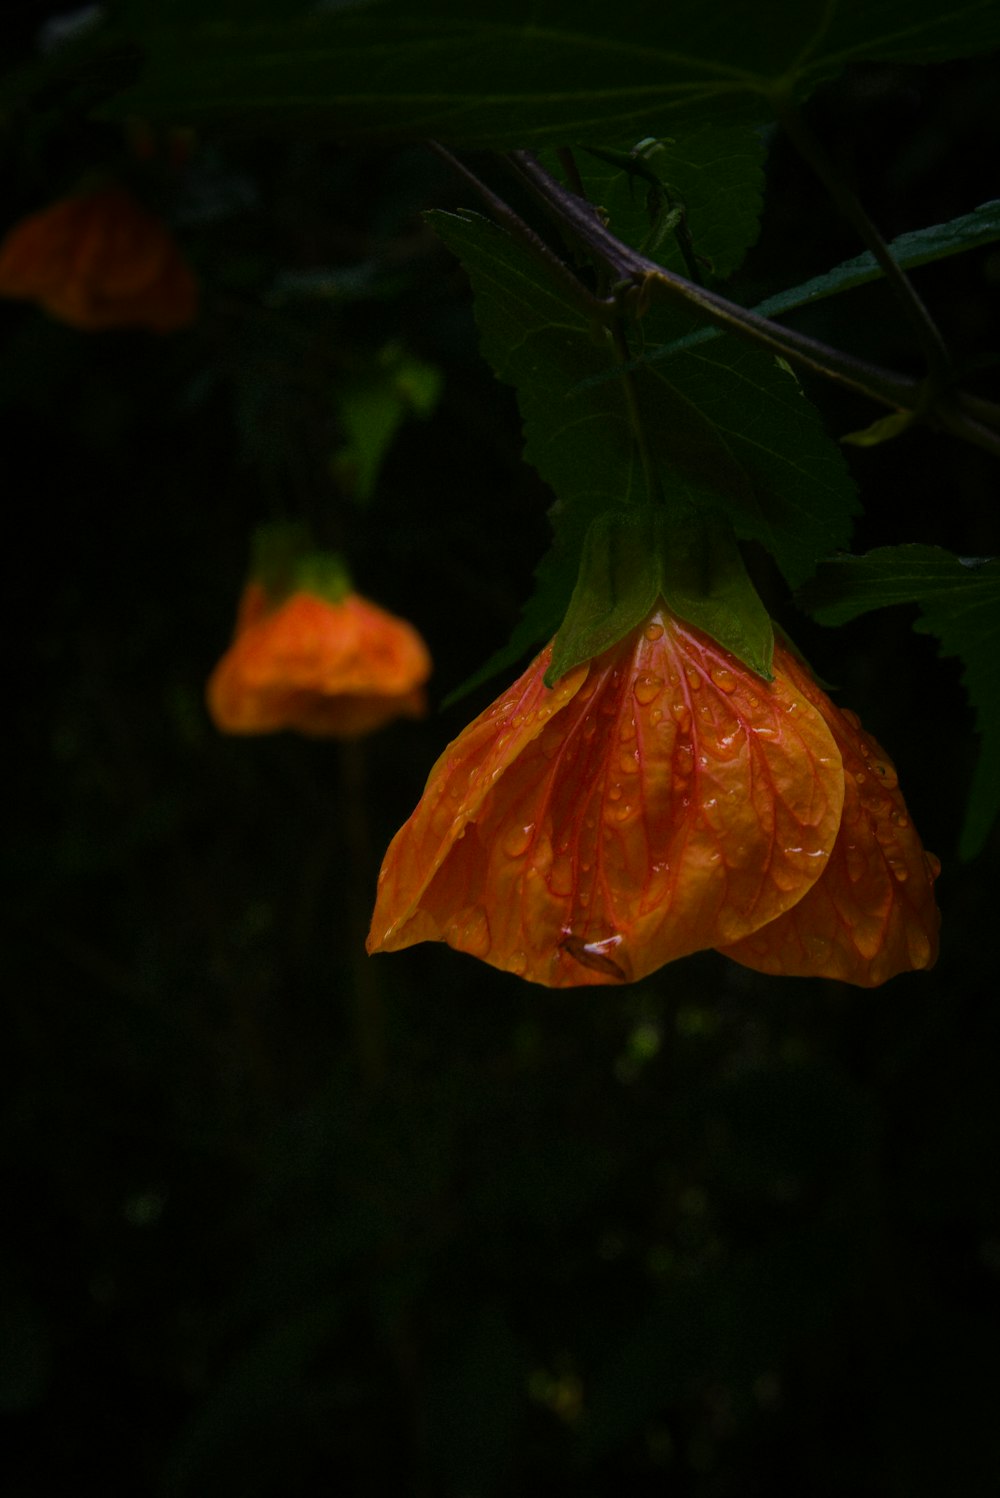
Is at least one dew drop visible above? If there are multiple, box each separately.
[619,719,637,743]
[710,666,737,694]
[633,673,664,706]
[650,708,663,726]
[671,702,692,734]
[509,950,528,976]
[906,927,932,970]
[870,758,899,789]
[890,861,909,883]
[502,822,535,859]
[608,784,622,801]
[685,667,702,690]
[619,750,639,775]
[548,854,574,896]
[924,851,942,881]
[645,621,664,642]
[891,810,909,829]
[452,906,491,958]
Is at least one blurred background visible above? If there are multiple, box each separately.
[3,9,1000,1493]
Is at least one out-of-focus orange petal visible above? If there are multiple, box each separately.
[206,588,431,739]
[0,187,198,332]
[719,641,940,986]
[368,606,845,987]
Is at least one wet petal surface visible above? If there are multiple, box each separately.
[369,608,845,987]
[720,643,940,986]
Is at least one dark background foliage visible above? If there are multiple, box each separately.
[3,14,1000,1495]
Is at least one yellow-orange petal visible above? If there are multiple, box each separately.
[367,606,846,987]
[719,641,940,986]
[206,589,431,739]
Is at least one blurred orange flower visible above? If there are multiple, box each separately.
[207,580,431,739]
[0,186,198,331]
[367,605,939,988]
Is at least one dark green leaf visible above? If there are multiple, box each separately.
[430,209,856,649]
[106,2,1000,144]
[800,546,1000,857]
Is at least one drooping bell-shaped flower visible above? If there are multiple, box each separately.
[0,185,198,332]
[207,530,431,739]
[367,511,939,988]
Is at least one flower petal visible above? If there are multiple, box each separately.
[719,642,940,986]
[0,188,198,332]
[207,590,431,737]
[368,608,845,987]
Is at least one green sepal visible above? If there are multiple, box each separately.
[662,511,774,680]
[545,508,773,686]
[249,522,354,607]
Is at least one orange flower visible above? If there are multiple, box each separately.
[207,580,432,739]
[367,605,939,988]
[0,186,197,331]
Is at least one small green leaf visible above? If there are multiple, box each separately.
[800,545,1000,858]
[841,410,916,447]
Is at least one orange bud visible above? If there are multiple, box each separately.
[0,186,198,332]
[206,582,432,740]
[368,606,849,986]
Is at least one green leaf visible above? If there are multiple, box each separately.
[651,200,1000,360]
[800,546,1000,858]
[544,125,767,282]
[432,210,857,595]
[634,309,860,586]
[105,2,1000,144]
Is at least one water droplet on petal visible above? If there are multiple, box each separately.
[509,950,528,976]
[709,667,737,694]
[924,851,942,881]
[452,906,491,958]
[619,750,639,775]
[685,667,701,690]
[870,758,899,789]
[608,784,622,801]
[502,822,535,859]
[906,927,932,970]
[548,854,574,896]
[633,673,664,706]
[891,810,909,828]
[645,622,664,642]
[890,862,909,883]
[619,719,637,743]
